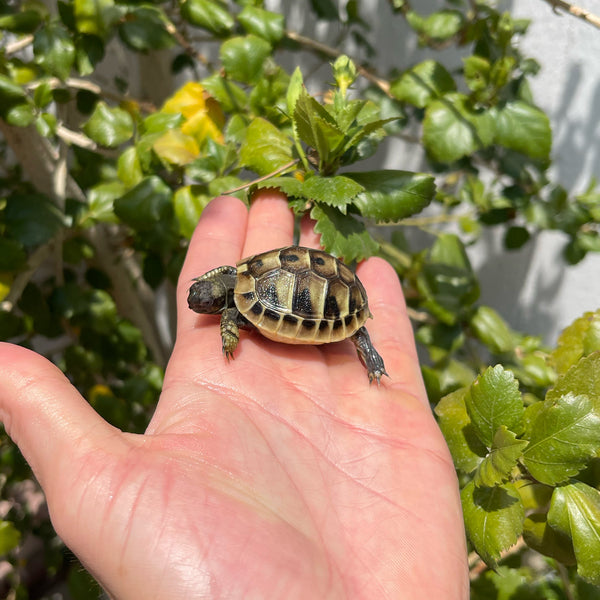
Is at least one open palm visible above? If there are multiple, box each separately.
[0,190,468,599]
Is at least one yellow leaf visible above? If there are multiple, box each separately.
[161,81,207,118]
[153,129,200,165]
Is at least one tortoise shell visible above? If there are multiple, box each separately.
[233,246,371,344]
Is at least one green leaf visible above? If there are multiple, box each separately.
[548,482,600,585]
[0,75,34,127]
[416,233,479,325]
[0,238,27,271]
[548,352,600,404]
[85,181,125,225]
[118,6,174,51]
[461,480,524,565]
[311,204,378,262]
[201,73,247,113]
[522,393,600,485]
[309,0,339,20]
[423,93,495,162]
[254,176,305,200]
[0,10,43,33]
[0,521,21,555]
[465,365,524,448]
[239,117,293,176]
[435,387,487,473]
[293,90,344,166]
[117,147,143,188]
[302,175,364,213]
[4,194,65,248]
[504,225,530,250]
[220,35,272,84]
[470,306,516,355]
[493,101,552,160]
[173,186,210,239]
[114,176,173,231]
[238,6,285,43]
[83,101,134,147]
[286,67,304,117]
[74,0,118,38]
[474,426,529,487]
[33,21,76,80]
[348,170,435,221]
[180,0,234,36]
[390,60,456,108]
[551,311,600,376]
[420,10,464,40]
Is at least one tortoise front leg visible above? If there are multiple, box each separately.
[220,308,249,360]
[350,326,388,385]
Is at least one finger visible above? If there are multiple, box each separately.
[0,343,122,497]
[176,195,249,335]
[356,257,428,403]
[242,189,294,256]
[298,212,322,248]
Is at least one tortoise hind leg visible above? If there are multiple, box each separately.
[220,307,250,360]
[350,326,388,385]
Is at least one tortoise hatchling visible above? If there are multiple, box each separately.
[187,246,387,384]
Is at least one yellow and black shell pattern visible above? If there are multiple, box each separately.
[234,246,371,345]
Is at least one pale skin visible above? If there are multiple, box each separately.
[0,190,469,599]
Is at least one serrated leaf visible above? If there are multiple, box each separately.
[4,193,65,248]
[551,311,600,376]
[239,117,293,176]
[493,101,551,160]
[474,426,529,487]
[548,352,600,405]
[83,101,133,147]
[287,67,304,117]
[238,5,285,43]
[461,480,524,565]
[220,35,272,84]
[390,60,456,108]
[465,365,524,447]
[435,387,487,473]
[302,176,364,213]
[311,204,378,262]
[293,90,343,165]
[523,393,600,485]
[254,176,305,199]
[548,482,600,585]
[33,22,75,80]
[423,93,494,162]
[347,170,435,222]
[180,0,234,36]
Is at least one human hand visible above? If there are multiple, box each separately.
[0,189,468,599]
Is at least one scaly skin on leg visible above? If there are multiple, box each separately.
[220,308,241,359]
[351,326,388,384]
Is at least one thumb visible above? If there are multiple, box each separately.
[0,342,120,498]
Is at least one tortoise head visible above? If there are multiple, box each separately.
[188,279,230,314]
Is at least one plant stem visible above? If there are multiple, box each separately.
[540,0,600,29]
